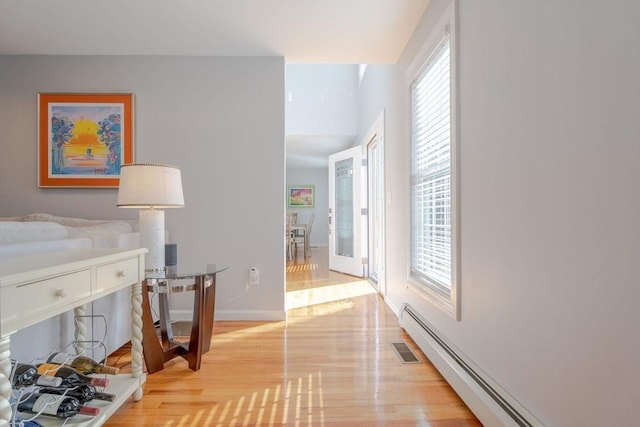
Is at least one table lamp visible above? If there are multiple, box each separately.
[117,163,184,277]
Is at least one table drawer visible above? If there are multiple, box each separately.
[1,270,91,334]
[96,257,140,293]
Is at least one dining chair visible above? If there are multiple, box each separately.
[292,223,305,259]
[286,213,296,260]
[286,212,297,225]
[304,212,315,258]
[292,212,315,259]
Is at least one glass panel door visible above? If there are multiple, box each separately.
[335,157,354,258]
[328,146,365,277]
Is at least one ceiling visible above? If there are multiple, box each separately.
[0,0,429,167]
[0,0,428,62]
[286,134,356,168]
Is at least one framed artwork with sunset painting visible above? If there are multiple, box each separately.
[38,93,134,188]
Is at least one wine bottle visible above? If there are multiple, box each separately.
[34,374,64,387]
[15,393,99,418]
[10,360,37,387]
[37,363,110,388]
[12,361,64,387]
[38,383,116,404]
[17,420,47,427]
[47,352,119,375]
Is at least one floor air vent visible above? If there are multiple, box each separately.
[391,342,420,363]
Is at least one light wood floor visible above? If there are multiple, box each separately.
[104,248,481,426]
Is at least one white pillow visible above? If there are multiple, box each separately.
[65,222,133,238]
[0,221,69,244]
[0,216,25,222]
[24,213,107,227]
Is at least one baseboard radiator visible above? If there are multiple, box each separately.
[400,304,544,427]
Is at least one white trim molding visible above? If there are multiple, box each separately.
[400,304,544,427]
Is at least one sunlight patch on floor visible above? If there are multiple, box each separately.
[286,263,319,273]
[286,280,376,310]
[210,321,285,345]
[150,372,327,427]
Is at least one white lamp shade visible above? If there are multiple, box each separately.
[117,163,184,208]
[117,163,184,276]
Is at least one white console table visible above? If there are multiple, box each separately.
[0,248,147,427]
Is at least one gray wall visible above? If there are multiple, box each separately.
[359,0,640,425]
[0,55,286,320]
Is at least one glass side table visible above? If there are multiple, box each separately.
[141,265,228,374]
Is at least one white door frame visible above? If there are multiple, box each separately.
[365,112,386,295]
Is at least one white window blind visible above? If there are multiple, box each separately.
[410,35,452,295]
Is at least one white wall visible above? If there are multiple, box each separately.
[286,167,328,247]
[285,64,358,136]
[356,64,406,311]
[360,0,640,425]
[0,55,286,321]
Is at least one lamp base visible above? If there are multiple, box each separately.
[139,209,165,277]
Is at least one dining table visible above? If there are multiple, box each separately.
[286,220,307,260]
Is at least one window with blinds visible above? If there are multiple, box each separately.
[410,34,453,297]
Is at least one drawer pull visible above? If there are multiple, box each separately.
[117,270,126,278]
[54,289,66,298]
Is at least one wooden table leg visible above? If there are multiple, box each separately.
[158,293,174,348]
[202,274,216,354]
[186,275,207,371]
[141,281,165,374]
[141,274,218,374]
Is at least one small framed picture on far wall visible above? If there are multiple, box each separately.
[287,185,315,208]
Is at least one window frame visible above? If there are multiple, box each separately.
[406,1,460,320]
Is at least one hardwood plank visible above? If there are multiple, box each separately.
[104,248,481,426]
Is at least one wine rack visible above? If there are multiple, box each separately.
[0,248,148,427]
[9,314,113,425]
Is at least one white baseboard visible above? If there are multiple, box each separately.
[383,295,401,317]
[170,309,286,322]
[400,304,543,427]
